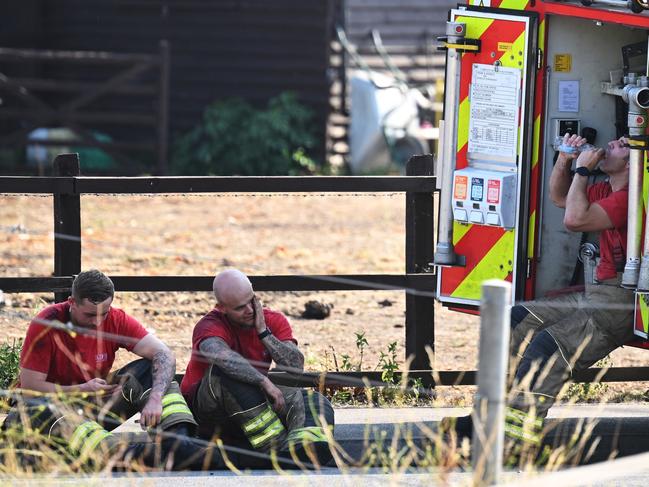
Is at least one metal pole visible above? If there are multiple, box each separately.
[472,279,511,486]
[434,22,464,265]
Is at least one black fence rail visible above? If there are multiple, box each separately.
[2,153,647,387]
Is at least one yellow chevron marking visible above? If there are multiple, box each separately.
[458,98,471,151]
[451,230,515,300]
[527,210,535,258]
[455,16,494,42]
[452,220,472,246]
[499,0,529,10]
[639,294,649,334]
[498,30,526,68]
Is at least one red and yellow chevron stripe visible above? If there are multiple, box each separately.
[440,10,530,302]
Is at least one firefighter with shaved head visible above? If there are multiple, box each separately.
[181,268,334,466]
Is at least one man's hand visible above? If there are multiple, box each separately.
[260,377,285,414]
[79,378,119,394]
[253,296,267,334]
[558,133,587,160]
[139,392,163,430]
[576,147,605,172]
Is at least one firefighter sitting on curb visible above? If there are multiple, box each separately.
[2,269,222,470]
[448,134,632,462]
[180,268,335,467]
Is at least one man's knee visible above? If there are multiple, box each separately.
[515,329,560,387]
[511,305,530,332]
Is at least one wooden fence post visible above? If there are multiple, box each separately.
[53,153,81,302]
[157,40,170,175]
[405,154,435,372]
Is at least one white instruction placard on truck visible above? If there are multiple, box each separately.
[468,64,521,162]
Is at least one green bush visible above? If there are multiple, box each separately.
[172,92,319,175]
[0,339,22,391]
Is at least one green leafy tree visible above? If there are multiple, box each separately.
[172,92,319,175]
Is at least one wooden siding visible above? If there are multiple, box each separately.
[0,1,334,172]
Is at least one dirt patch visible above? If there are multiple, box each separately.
[1,193,649,406]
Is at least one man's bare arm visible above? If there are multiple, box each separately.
[199,336,286,412]
[260,335,304,372]
[199,337,267,385]
[132,334,176,396]
[132,334,176,428]
[549,154,572,208]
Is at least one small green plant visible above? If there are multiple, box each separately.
[172,92,320,175]
[0,339,22,407]
[564,356,611,402]
[325,334,431,406]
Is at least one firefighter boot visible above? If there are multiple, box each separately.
[216,371,287,453]
[279,388,335,467]
[1,397,69,468]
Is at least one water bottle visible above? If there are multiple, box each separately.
[552,136,597,154]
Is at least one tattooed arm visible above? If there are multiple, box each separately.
[252,297,304,372]
[260,334,304,372]
[200,337,286,413]
[133,334,176,429]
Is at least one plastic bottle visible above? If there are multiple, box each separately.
[552,136,597,154]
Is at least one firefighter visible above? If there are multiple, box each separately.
[2,269,214,469]
[180,268,335,467]
[449,134,632,459]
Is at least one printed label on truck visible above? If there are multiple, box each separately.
[487,179,501,204]
[454,175,468,200]
[471,177,484,202]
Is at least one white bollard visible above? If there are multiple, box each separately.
[472,279,511,486]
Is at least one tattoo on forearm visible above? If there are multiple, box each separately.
[200,338,266,385]
[262,335,304,372]
[151,350,175,396]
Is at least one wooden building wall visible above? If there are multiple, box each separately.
[0,0,336,172]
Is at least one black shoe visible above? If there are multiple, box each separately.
[440,414,473,440]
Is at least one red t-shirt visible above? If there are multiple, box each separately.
[19,301,149,386]
[180,308,296,398]
[587,182,628,281]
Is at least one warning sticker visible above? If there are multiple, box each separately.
[498,42,513,52]
[554,54,572,73]
[454,175,468,200]
[487,179,501,204]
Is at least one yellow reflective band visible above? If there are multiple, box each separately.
[639,294,649,334]
[242,407,276,434]
[504,423,541,446]
[161,403,192,420]
[527,210,536,259]
[69,421,103,454]
[532,116,541,169]
[287,427,328,444]
[457,97,470,152]
[443,42,479,51]
[505,407,543,429]
[80,429,112,457]
[161,393,186,407]
[248,418,285,448]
